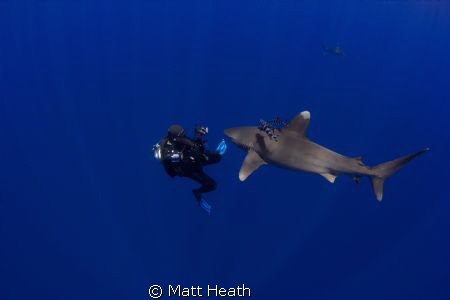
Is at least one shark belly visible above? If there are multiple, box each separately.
[260,139,331,174]
[261,139,370,176]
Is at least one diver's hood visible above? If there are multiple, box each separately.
[168,124,185,137]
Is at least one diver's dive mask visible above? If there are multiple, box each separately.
[195,126,209,138]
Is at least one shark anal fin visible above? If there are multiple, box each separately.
[287,111,310,136]
[239,150,267,181]
[321,173,337,183]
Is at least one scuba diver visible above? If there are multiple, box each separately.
[153,124,227,214]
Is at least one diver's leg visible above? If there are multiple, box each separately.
[203,153,222,165]
[188,170,216,215]
[190,170,217,194]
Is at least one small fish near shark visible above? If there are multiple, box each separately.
[224,111,429,201]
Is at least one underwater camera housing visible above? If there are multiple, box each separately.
[153,143,162,160]
[153,142,183,163]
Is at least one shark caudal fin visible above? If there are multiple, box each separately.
[370,148,429,201]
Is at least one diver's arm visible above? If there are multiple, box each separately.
[203,152,221,165]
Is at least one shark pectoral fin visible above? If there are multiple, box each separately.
[239,150,267,181]
[287,111,310,136]
[321,173,337,183]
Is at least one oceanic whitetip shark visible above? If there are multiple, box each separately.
[224,111,429,201]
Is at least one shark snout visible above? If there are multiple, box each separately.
[224,128,239,140]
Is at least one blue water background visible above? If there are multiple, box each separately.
[1,1,450,299]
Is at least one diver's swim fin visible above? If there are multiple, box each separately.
[216,139,227,155]
[193,190,212,215]
[199,199,212,215]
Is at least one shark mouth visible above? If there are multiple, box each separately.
[224,127,257,151]
[237,142,254,151]
[227,135,254,151]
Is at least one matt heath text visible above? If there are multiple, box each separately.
[148,284,251,298]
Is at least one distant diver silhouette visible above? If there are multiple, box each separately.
[322,44,345,56]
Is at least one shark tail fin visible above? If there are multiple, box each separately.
[370,148,429,201]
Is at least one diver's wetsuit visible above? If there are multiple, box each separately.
[161,134,221,201]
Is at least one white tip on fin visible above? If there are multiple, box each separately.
[300,111,310,119]
[239,150,266,181]
[239,173,247,181]
[287,110,311,136]
[321,173,337,183]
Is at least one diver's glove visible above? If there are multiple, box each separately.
[215,139,227,155]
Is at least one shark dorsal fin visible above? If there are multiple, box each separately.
[239,150,267,181]
[287,111,310,136]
